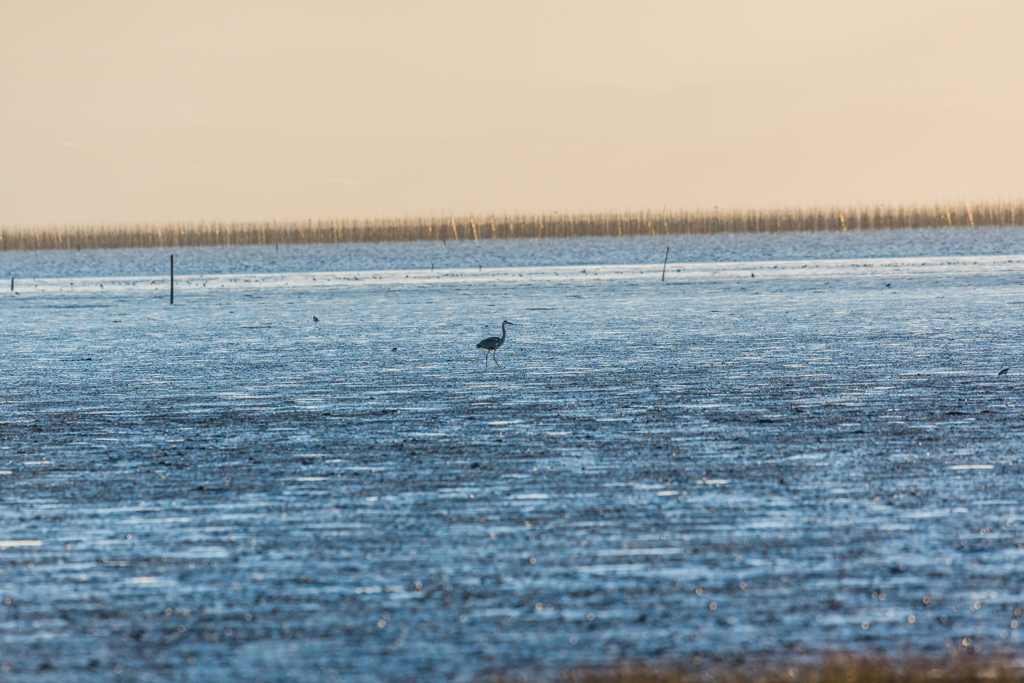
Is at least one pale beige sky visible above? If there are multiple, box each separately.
[1,1,1021,226]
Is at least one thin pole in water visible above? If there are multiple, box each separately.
[662,246,670,281]
[170,255,174,304]
[10,277,12,292]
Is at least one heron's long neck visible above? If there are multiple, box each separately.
[499,322,507,342]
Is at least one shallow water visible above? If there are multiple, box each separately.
[2,239,1024,681]
[5,224,1024,278]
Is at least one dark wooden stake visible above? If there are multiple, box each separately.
[662,246,670,281]
[9,277,12,292]
[170,255,174,304]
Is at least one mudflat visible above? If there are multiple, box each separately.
[2,242,1023,681]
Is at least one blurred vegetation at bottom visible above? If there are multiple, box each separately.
[510,655,1024,683]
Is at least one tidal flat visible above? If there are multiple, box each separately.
[2,232,1024,681]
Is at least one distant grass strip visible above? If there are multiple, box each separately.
[543,655,1024,683]
[2,201,1023,251]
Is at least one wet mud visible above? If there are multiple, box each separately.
[2,252,1024,681]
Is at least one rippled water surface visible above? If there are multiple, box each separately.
[2,235,1024,681]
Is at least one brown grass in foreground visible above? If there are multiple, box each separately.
[543,655,1024,683]
[2,202,1024,252]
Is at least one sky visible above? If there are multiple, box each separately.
[1,1,1022,226]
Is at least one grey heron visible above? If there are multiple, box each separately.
[477,320,513,367]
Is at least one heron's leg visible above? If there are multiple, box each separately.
[494,348,500,367]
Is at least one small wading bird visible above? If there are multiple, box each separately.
[477,320,514,367]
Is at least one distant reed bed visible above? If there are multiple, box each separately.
[2,201,1023,251]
